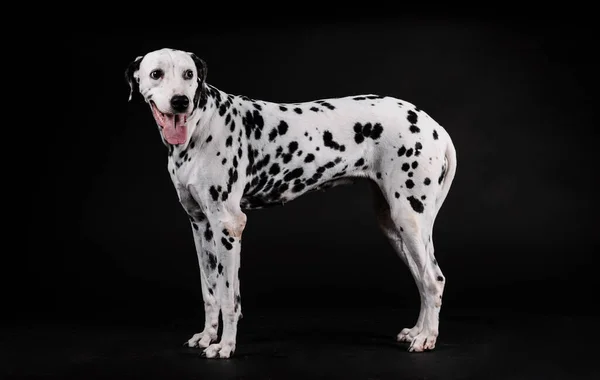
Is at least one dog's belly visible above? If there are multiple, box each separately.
[240,177,356,210]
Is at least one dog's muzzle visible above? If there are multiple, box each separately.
[151,102,188,145]
[170,95,190,113]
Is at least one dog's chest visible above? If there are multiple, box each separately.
[167,155,206,216]
[168,153,200,190]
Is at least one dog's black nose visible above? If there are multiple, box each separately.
[170,95,189,113]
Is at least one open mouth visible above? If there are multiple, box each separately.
[150,102,188,145]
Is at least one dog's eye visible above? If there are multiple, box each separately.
[183,69,194,80]
[150,69,164,80]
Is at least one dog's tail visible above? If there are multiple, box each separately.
[435,133,458,214]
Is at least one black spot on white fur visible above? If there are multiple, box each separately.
[323,131,346,152]
[407,196,424,213]
[439,162,447,184]
[221,237,233,250]
[397,145,406,157]
[354,122,383,144]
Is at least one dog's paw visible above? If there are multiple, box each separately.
[407,332,437,352]
[203,342,235,359]
[186,331,215,348]
[397,327,420,343]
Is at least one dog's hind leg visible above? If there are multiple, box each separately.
[371,182,446,352]
[372,183,425,333]
[394,218,445,353]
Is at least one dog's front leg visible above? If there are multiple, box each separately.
[185,215,221,349]
[202,207,246,359]
[178,185,222,349]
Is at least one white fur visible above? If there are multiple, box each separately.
[127,48,458,358]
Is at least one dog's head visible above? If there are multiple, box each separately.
[125,48,208,145]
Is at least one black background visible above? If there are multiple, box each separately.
[9,10,600,379]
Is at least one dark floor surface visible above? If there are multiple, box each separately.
[2,308,598,380]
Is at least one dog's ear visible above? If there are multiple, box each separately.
[188,52,208,109]
[189,53,207,82]
[125,55,143,102]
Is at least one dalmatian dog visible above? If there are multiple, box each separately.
[125,48,457,359]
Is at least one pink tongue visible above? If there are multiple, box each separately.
[163,114,187,145]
